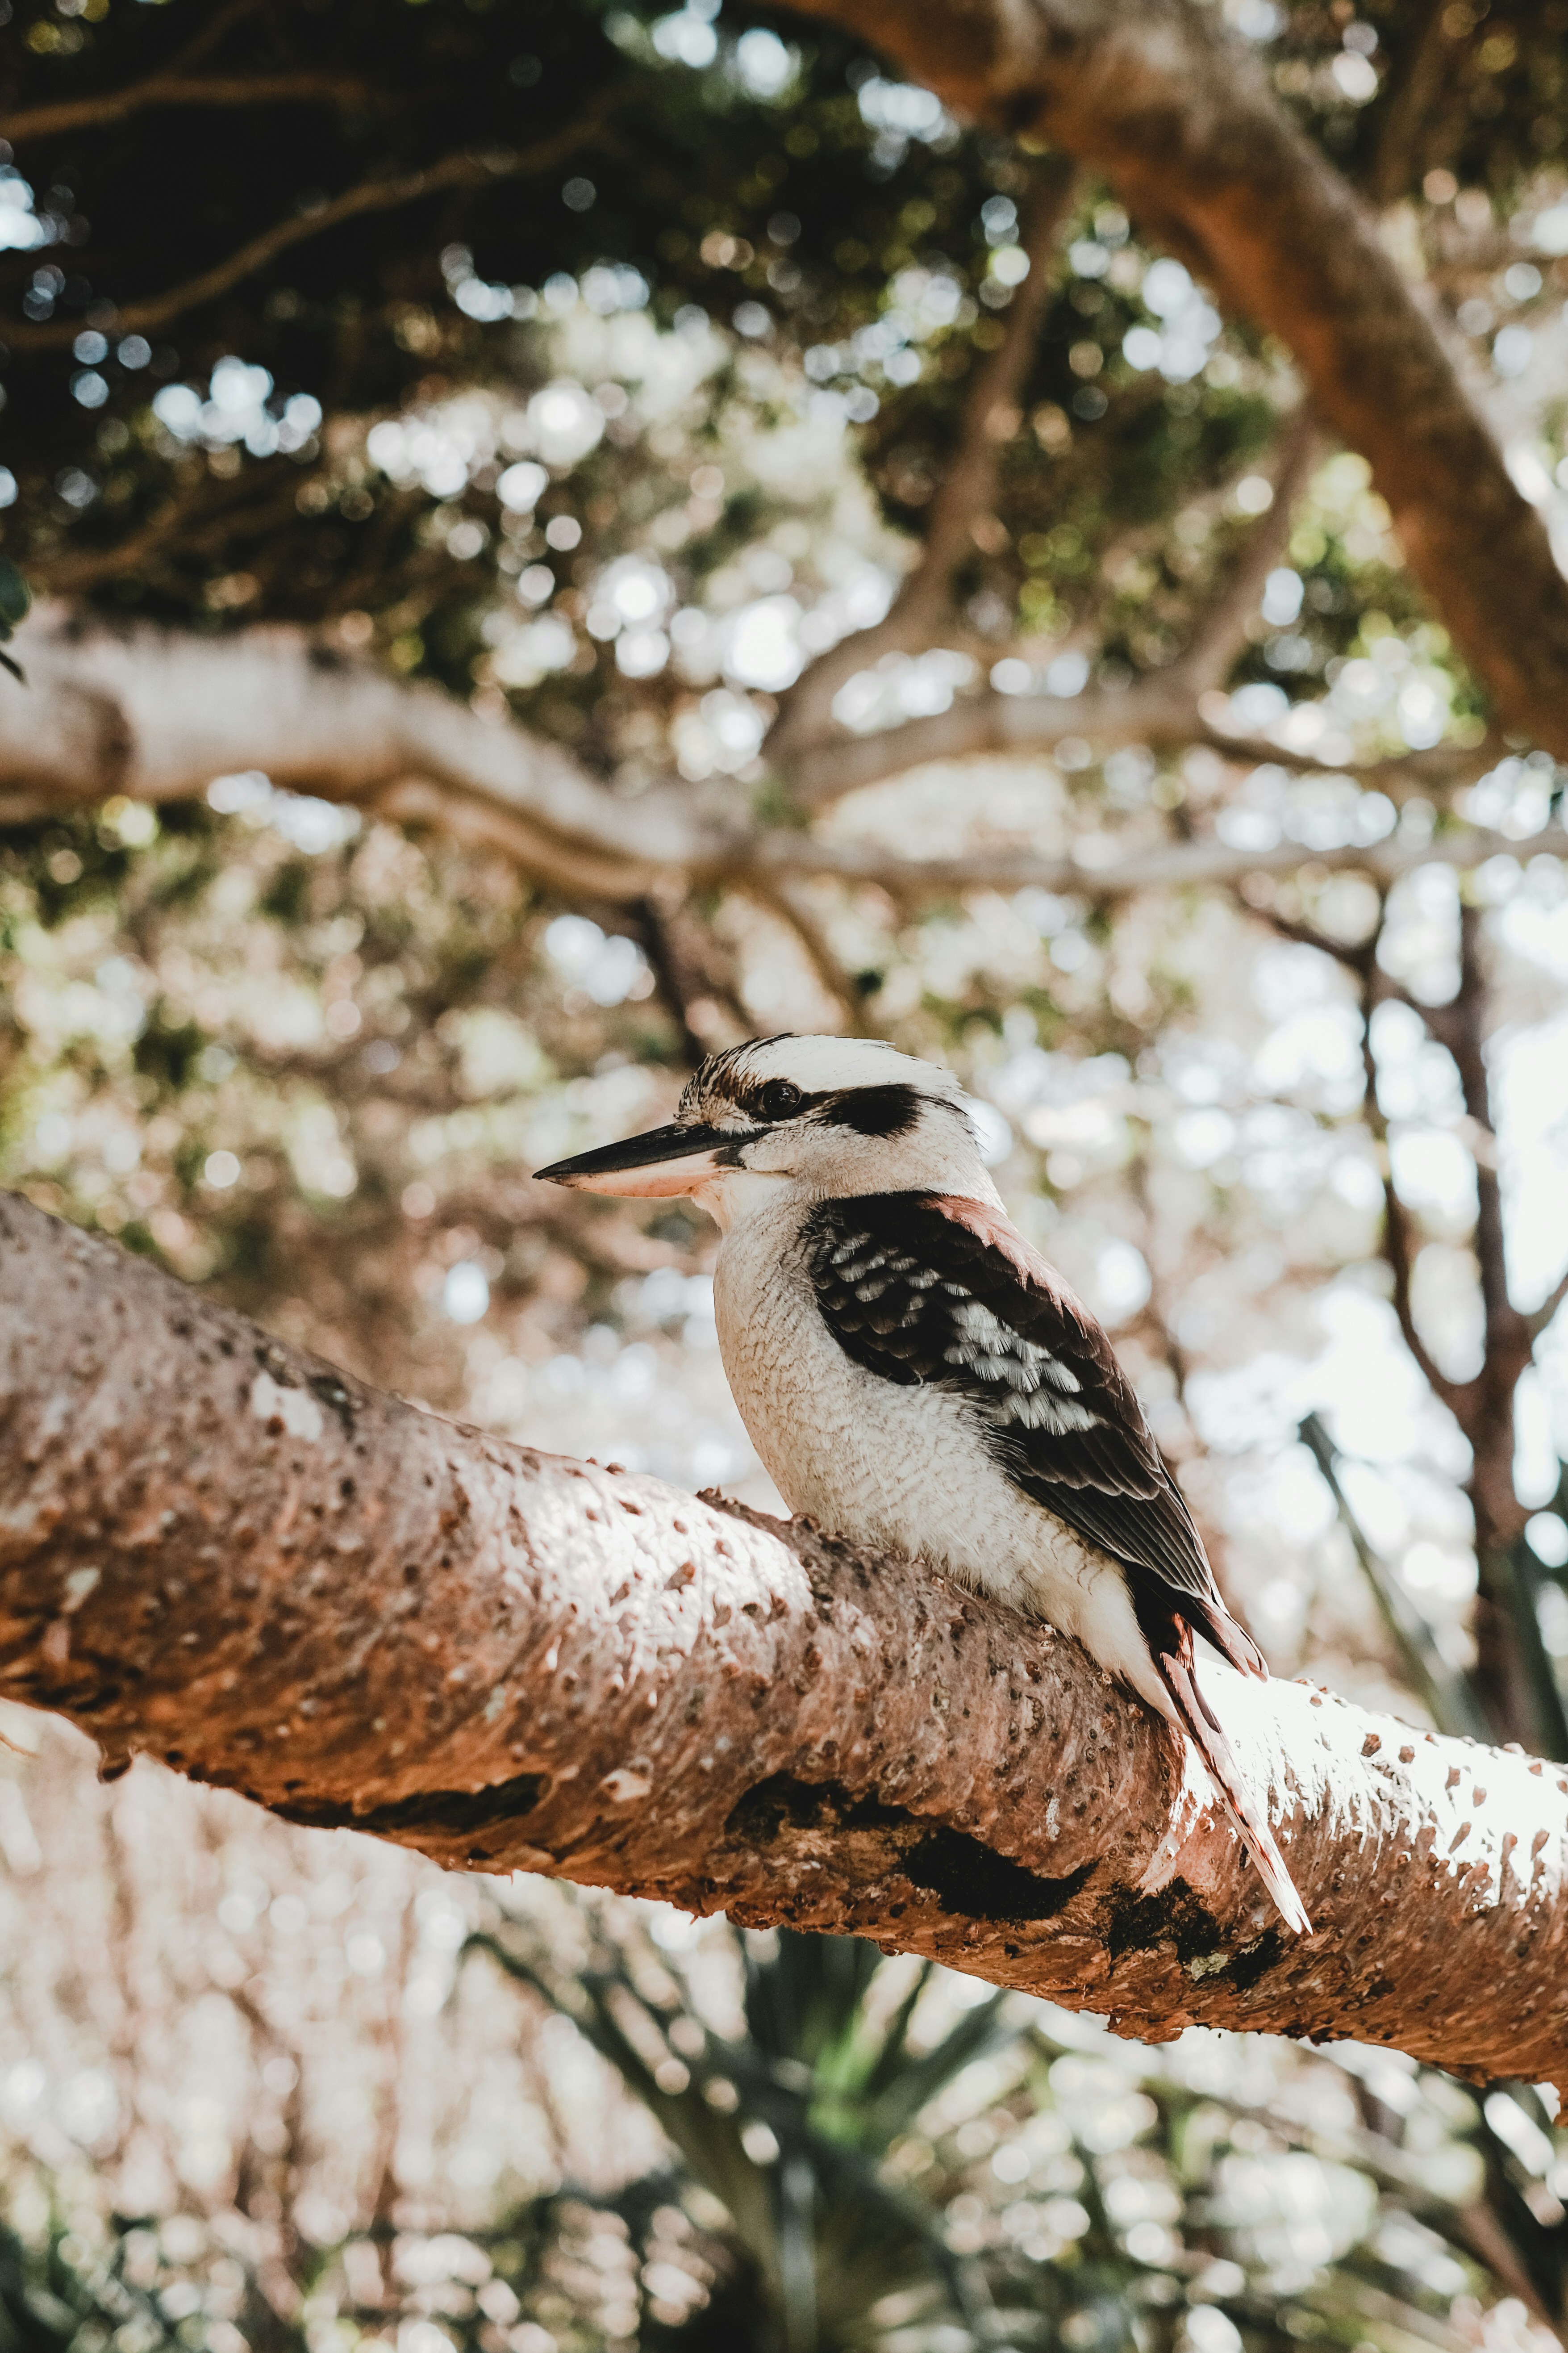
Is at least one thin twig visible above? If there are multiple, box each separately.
[1168,411,1325,699]
[3,108,611,349]
[32,472,315,595]
[4,71,378,144]
[1528,1263,1568,1345]
[743,816,1568,903]
[1355,930,1468,1415]
[144,0,266,77]
[739,877,872,1030]
[1371,0,1467,209]
[768,159,1080,759]
[1192,718,1497,801]
[883,166,1080,623]
[786,670,1495,813]
[1297,1413,1490,1740]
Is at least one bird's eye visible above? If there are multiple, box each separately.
[759,1079,803,1122]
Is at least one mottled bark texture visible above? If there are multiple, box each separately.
[785,0,1568,765]
[2,1194,1565,2083]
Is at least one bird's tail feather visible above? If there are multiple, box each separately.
[1153,1633,1312,1938]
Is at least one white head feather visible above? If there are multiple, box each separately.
[539,1032,1002,1224]
[679,1032,963,1123]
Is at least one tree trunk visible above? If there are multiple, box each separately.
[1,1191,1564,2088]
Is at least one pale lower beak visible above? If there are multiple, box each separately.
[534,1122,738,1199]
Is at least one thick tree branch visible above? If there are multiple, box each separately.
[1,1190,1565,2082]
[1,113,607,350]
[784,0,1568,765]
[1,613,1561,915]
[788,675,1199,807]
[0,609,696,895]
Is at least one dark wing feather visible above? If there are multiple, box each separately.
[801,1191,1260,1670]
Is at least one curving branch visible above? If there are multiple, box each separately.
[1,111,609,351]
[787,676,1494,815]
[0,1189,1563,2084]
[784,0,1568,766]
[748,818,1568,899]
[2,70,379,145]
[0,611,1561,915]
[769,159,1080,760]
[1529,1266,1568,1347]
[1166,412,1324,702]
[0,608,696,898]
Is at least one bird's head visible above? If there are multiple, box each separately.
[534,1034,999,1227]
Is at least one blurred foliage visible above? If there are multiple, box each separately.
[0,0,1564,734]
[471,1913,1008,2348]
[4,1881,1564,2353]
[467,1904,1568,2353]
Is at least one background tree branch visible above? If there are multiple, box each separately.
[3,610,1561,914]
[0,114,610,351]
[0,69,379,145]
[785,0,1568,764]
[2,1189,1564,2088]
[767,158,1080,761]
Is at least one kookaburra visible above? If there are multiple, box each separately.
[537,1033,1309,1935]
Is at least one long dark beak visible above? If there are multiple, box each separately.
[534,1122,740,1199]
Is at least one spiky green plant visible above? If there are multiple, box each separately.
[470,1909,1016,2353]
[469,1900,1567,2353]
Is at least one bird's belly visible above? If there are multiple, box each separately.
[713,1220,1115,1638]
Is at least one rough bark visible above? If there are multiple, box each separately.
[784,0,1568,765]
[2,1190,1564,2086]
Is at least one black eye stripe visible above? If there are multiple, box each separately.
[686,1067,931,1136]
[819,1083,922,1138]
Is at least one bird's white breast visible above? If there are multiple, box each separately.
[712,1195,1155,1693]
